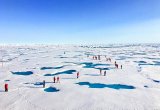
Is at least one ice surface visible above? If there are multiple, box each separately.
[0,44,160,110]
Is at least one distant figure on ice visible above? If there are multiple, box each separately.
[57,77,60,83]
[95,56,97,60]
[106,58,108,61]
[121,65,122,69]
[77,72,79,79]
[100,69,102,75]
[53,76,56,83]
[104,71,106,76]
[109,58,111,62]
[43,80,45,88]
[115,61,117,65]
[115,64,118,69]
[93,56,95,60]
[4,83,8,92]
[98,55,101,60]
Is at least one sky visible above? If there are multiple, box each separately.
[0,0,160,44]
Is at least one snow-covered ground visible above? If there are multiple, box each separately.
[0,44,160,110]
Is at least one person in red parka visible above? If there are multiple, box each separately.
[5,83,8,92]
[53,76,56,83]
[57,76,60,83]
[77,72,79,79]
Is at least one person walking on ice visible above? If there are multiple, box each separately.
[95,56,97,60]
[121,65,122,69]
[77,72,79,78]
[43,80,45,88]
[115,64,118,69]
[57,76,60,83]
[100,69,102,75]
[4,83,8,92]
[104,71,106,76]
[53,76,56,83]
[98,55,101,60]
[109,58,111,62]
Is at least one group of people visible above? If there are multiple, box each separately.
[93,55,123,69]
[93,55,113,63]
[93,55,101,60]
[42,72,80,88]
[3,54,124,92]
[92,55,123,77]
[42,76,60,88]
[106,58,112,62]
[3,72,80,91]
[53,76,60,83]
[115,61,122,69]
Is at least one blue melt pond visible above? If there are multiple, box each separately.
[95,67,110,70]
[136,61,147,63]
[144,85,149,88]
[44,70,76,76]
[152,79,160,83]
[34,82,43,86]
[41,66,64,70]
[138,63,160,66]
[44,74,53,76]
[60,57,68,58]
[11,71,33,76]
[76,82,135,90]
[153,61,160,66]
[44,87,59,92]
[80,62,110,69]
[41,67,54,70]
[144,57,160,60]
